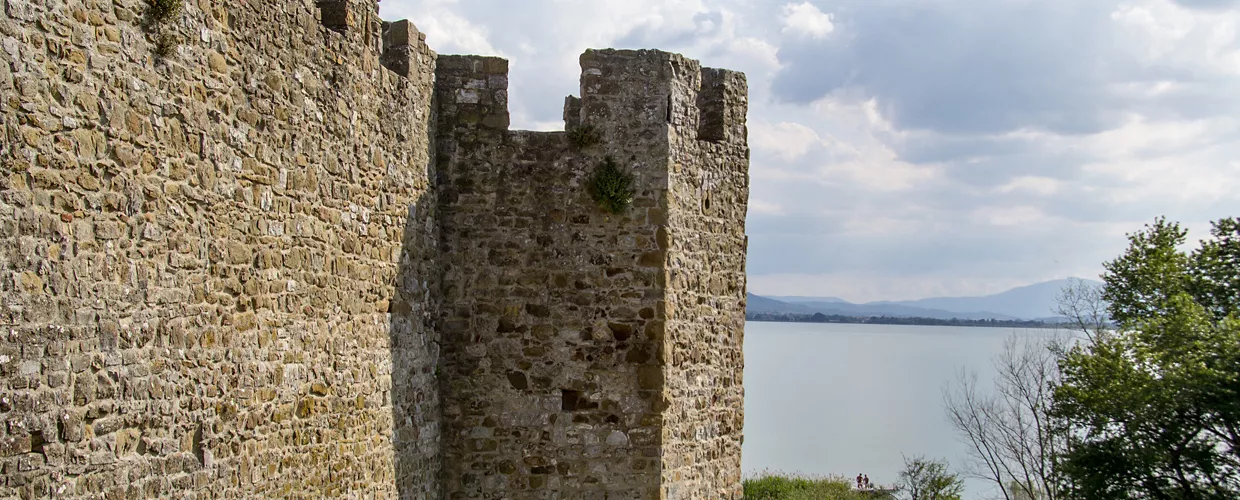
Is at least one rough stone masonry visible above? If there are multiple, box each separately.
[0,0,749,498]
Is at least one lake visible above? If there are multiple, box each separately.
[742,321,1056,499]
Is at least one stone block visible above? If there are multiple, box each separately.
[383,20,419,48]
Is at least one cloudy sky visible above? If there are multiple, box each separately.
[380,0,1240,303]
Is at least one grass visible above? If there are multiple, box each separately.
[744,473,895,500]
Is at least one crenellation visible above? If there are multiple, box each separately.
[380,19,436,85]
[563,95,582,129]
[697,67,748,145]
[435,55,511,130]
[1,2,747,498]
[578,49,677,129]
[696,68,728,143]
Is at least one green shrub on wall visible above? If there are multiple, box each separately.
[154,33,180,58]
[146,0,182,24]
[144,0,182,59]
[588,156,635,214]
[568,125,602,149]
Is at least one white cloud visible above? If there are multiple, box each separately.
[973,205,1049,227]
[1112,0,1240,75]
[781,2,835,39]
[996,176,1063,196]
[405,8,503,56]
[751,121,822,160]
[749,199,787,215]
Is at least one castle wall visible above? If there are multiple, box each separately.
[0,0,441,497]
[662,64,749,500]
[432,51,673,499]
[433,49,749,500]
[1,1,750,497]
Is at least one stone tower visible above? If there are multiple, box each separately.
[434,49,749,498]
[0,0,748,498]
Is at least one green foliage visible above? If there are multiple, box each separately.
[144,0,182,59]
[587,156,634,214]
[897,456,963,500]
[1190,218,1240,322]
[1007,480,1051,500]
[145,0,182,27]
[567,125,602,149]
[1099,216,1192,326]
[744,473,888,500]
[1053,216,1240,499]
[154,33,179,59]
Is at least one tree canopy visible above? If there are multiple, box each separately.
[898,455,964,500]
[1053,217,1240,499]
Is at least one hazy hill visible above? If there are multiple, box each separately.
[874,278,1102,320]
[746,293,1018,320]
[746,294,817,314]
[766,295,848,304]
[748,278,1102,321]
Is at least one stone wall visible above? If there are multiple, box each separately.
[1,1,748,498]
[662,63,749,500]
[433,51,670,499]
[0,0,441,497]
[433,49,748,500]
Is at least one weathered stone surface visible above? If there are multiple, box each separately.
[435,49,747,499]
[1,0,439,497]
[1,1,747,499]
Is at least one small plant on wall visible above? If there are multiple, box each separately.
[144,0,183,59]
[588,156,635,214]
[568,125,602,150]
[154,33,180,58]
[146,0,182,24]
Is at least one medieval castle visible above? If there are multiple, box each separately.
[0,0,749,498]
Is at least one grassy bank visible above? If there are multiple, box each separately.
[743,473,895,500]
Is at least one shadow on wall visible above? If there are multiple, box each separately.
[388,188,442,497]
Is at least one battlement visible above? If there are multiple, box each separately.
[435,55,512,130]
[0,2,748,499]
[380,20,436,82]
[434,49,747,145]
[315,0,383,52]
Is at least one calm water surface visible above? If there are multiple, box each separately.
[742,321,1054,499]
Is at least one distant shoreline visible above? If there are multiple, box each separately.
[746,312,1065,329]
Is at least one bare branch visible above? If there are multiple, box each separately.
[943,333,1069,500]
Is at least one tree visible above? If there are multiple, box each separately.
[1006,480,1050,500]
[1053,217,1240,499]
[1053,277,1110,344]
[943,334,1069,500]
[897,455,965,500]
[1189,217,1240,323]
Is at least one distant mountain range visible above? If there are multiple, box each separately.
[748,278,1103,321]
